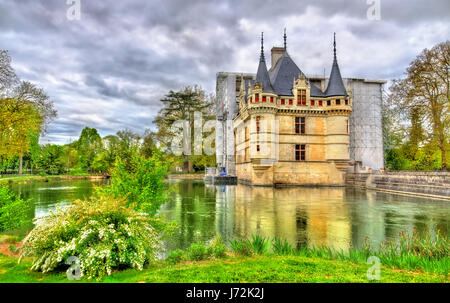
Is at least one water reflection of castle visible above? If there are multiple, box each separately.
[232,185,352,250]
[214,185,394,251]
[166,180,447,252]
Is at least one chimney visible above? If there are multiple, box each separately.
[270,47,284,70]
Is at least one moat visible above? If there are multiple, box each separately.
[9,178,450,253]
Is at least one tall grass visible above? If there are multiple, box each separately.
[228,228,449,276]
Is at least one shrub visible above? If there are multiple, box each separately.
[207,234,228,259]
[0,185,30,232]
[229,239,253,256]
[187,243,208,261]
[166,249,186,265]
[97,151,170,217]
[20,194,161,280]
[250,235,270,255]
[272,237,294,255]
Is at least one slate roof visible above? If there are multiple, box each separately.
[256,59,275,94]
[268,52,304,96]
[250,32,347,98]
[324,34,347,97]
[325,58,347,97]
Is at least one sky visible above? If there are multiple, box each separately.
[0,0,449,144]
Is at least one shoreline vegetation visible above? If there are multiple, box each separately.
[0,172,206,184]
[0,231,448,283]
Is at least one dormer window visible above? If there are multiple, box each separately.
[262,96,267,102]
[311,100,315,106]
[281,99,285,105]
[289,99,293,105]
[336,99,341,105]
[319,100,323,106]
[270,97,274,103]
[297,89,306,106]
[345,99,348,105]
[327,100,331,106]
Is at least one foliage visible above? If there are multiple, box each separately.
[250,234,270,255]
[229,239,253,256]
[97,150,170,217]
[0,185,29,232]
[19,194,162,280]
[387,40,449,170]
[153,86,216,172]
[32,144,65,175]
[272,237,294,255]
[186,243,209,261]
[207,233,228,259]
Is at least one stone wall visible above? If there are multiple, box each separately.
[346,171,450,199]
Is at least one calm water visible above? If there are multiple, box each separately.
[9,178,450,252]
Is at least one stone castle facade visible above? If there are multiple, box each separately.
[216,32,386,186]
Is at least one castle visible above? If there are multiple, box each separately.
[216,31,385,186]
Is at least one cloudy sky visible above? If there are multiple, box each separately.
[1,0,449,144]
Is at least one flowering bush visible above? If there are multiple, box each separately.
[20,194,161,280]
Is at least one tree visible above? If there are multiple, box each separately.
[0,51,57,174]
[153,86,215,172]
[388,41,449,170]
[76,127,102,172]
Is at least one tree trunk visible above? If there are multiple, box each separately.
[19,155,23,175]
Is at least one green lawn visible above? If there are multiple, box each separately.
[0,254,446,283]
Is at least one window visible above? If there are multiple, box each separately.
[336,99,340,105]
[270,96,274,103]
[346,119,349,134]
[262,96,267,102]
[256,116,260,133]
[257,145,260,152]
[295,117,305,134]
[297,90,306,105]
[345,99,348,105]
[295,144,306,161]
[327,100,331,106]
[319,100,323,106]
[255,93,259,102]
[250,97,252,103]
[281,99,285,105]
[311,100,315,106]
[289,99,293,105]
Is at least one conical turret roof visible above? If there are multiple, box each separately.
[255,33,275,94]
[325,33,347,97]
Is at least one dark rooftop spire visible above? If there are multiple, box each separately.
[325,33,347,97]
[260,32,265,62]
[333,32,336,61]
[284,28,287,50]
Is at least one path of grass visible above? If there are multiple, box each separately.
[0,254,446,283]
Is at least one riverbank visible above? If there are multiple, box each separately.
[0,253,446,283]
[167,172,205,180]
[0,174,108,184]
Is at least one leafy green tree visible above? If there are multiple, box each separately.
[76,127,102,172]
[0,185,30,231]
[97,150,170,217]
[388,41,449,170]
[153,86,214,172]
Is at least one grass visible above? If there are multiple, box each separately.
[0,254,446,283]
[0,229,447,283]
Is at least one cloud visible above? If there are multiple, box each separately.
[0,0,448,144]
